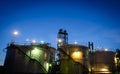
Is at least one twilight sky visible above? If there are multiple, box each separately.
[0,0,120,65]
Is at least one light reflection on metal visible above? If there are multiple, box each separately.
[26,47,43,61]
[71,51,83,62]
[44,52,47,60]
[92,65,111,74]
[31,48,39,55]
[100,68,109,72]
[114,57,118,65]
[44,62,51,72]
[99,68,111,73]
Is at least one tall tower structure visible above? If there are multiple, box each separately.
[56,29,68,62]
[57,29,68,48]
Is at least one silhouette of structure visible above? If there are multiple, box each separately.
[57,29,68,47]
[57,29,68,62]
[2,29,119,74]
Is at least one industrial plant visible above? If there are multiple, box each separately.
[1,29,120,74]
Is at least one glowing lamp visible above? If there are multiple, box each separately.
[11,30,19,43]
[58,38,62,43]
[13,31,19,36]
[32,40,36,43]
[74,41,78,44]
[104,48,108,51]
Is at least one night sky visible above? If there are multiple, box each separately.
[0,0,120,65]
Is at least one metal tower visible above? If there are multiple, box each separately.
[57,29,68,48]
[56,29,68,64]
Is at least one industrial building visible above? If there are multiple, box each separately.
[2,29,120,74]
[56,29,89,73]
[4,43,55,73]
[56,29,118,74]
[89,50,116,74]
[58,44,89,74]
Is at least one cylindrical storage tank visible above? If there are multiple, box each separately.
[4,44,55,73]
[60,44,89,65]
[59,44,89,74]
[90,50,115,74]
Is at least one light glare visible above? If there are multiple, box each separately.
[71,51,83,61]
[104,48,108,51]
[26,47,43,61]
[74,41,78,44]
[100,68,109,72]
[41,40,44,44]
[13,31,18,36]
[58,38,62,43]
[32,40,36,43]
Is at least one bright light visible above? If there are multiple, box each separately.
[11,30,19,43]
[44,62,51,72]
[40,40,44,44]
[104,48,108,51]
[26,47,43,60]
[58,38,62,43]
[13,30,19,36]
[74,41,78,44]
[114,57,119,66]
[32,40,36,43]
[31,47,43,59]
[71,51,83,61]
[100,68,109,72]
[99,68,111,73]
[46,63,49,71]
[31,48,39,55]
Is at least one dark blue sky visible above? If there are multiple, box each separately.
[0,0,120,65]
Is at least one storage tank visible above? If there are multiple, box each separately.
[60,44,89,64]
[4,43,55,73]
[59,44,89,74]
[89,50,115,74]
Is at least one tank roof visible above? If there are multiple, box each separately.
[8,43,56,50]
